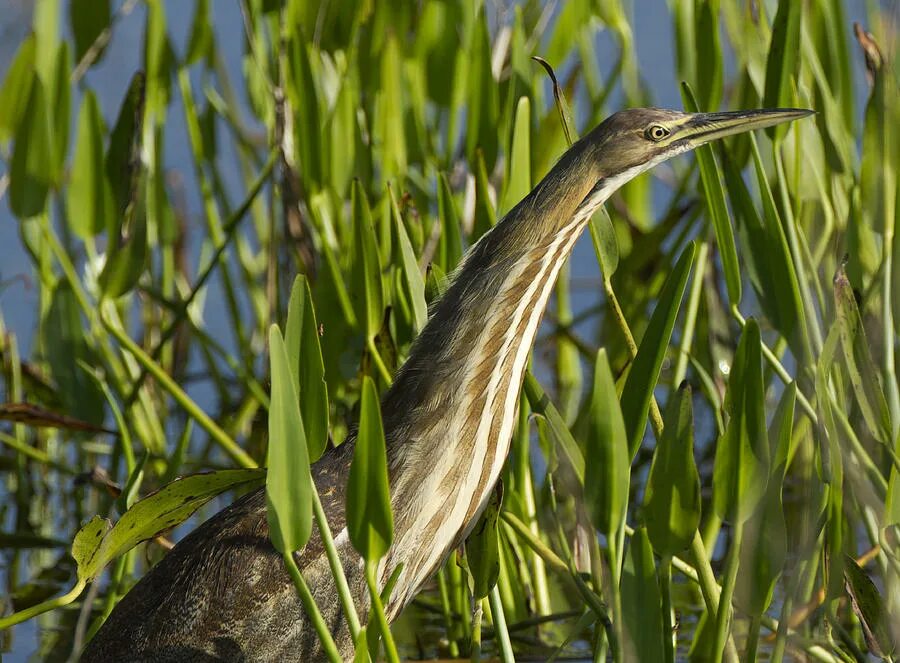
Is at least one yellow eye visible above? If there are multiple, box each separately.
[646,125,670,141]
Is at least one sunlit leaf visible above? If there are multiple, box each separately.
[713,319,770,523]
[437,172,462,271]
[644,383,701,557]
[350,181,385,341]
[499,96,531,216]
[68,90,115,238]
[585,349,629,537]
[0,34,36,144]
[347,376,393,561]
[621,242,696,458]
[266,325,313,553]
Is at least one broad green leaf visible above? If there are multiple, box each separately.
[9,77,53,218]
[621,242,696,458]
[350,181,385,341]
[77,469,265,581]
[0,34,36,144]
[694,0,723,110]
[105,72,145,221]
[588,205,619,279]
[44,281,105,425]
[266,325,313,553]
[437,172,462,271]
[843,555,897,658]
[723,141,801,348]
[68,91,115,238]
[98,200,148,298]
[735,465,786,616]
[621,527,665,662]
[284,277,330,462]
[185,0,213,65]
[389,186,427,334]
[329,78,357,197]
[770,383,797,472]
[713,319,770,523]
[585,350,629,537]
[143,0,173,118]
[763,0,802,142]
[287,34,322,190]
[347,376,393,561]
[70,0,111,64]
[375,34,407,182]
[465,8,498,172]
[644,384,701,557]
[465,483,502,599]
[681,83,740,305]
[834,265,892,444]
[72,516,112,583]
[499,96,531,216]
[471,149,496,242]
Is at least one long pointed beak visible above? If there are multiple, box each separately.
[682,108,814,145]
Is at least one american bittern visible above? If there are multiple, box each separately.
[82,107,811,662]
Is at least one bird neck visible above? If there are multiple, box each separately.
[376,140,609,611]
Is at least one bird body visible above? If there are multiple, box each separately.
[82,107,811,662]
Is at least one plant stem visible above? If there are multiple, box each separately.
[745,615,761,663]
[0,579,86,629]
[281,550,342,663]
[311,488,361,639]
[489,585,515,663]
[365,560,400,663]
[712,521,743,662]
[659,556,675,663]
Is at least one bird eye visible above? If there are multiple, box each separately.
[646,125,670,141]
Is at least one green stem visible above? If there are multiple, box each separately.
[712,521,743,662]
[366,337,393,385]
[101,303,257,469]
[281,550,342,663]
[489,585,515,663]
[311,489,361,639]
[744,614,761,663]
[0,579,86,629]
[365,561,399,663]
[437,568,460,657]
[659,556,675,663]
[604,541,624,663]
[469,600,483,663]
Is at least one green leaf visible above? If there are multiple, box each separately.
[621,527,665,662]
[185,0,213,65]
[524,372,585,483]
[143,0,173,117]
[694,0,723,110]
[681,83,741,305]
[389,186,427,334]
[0,34,36,144]
[465,483,502,599]
[350,181,385,341]
[70,0,111,65]
[347,376,393,561]
[72,516,112,584]
[266,325,313,554]
[621,242,696,458]
[76,469,265,581]
[9,77,53,218]
[585,350,630,537]
[644,383,701,557]
[68,90,115,238]
[713,319,770,523]
[843,555,897,658]
[50,41,71,182]
[471,149,496,242]
[44,281,105,425]
[763,0,802,141]
[588,205,619,279]
[465,9,499,172]
[437,172,463,271]
[375,34,407,182]
[105,72,146,221]
[499,96,531,216]
[98,199,148,298]
[284,277,330,462]
[834,265,893,444]
[770,383,798,472]
[287,33,323,190]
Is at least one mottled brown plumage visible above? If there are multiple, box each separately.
[82,107,811,662]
